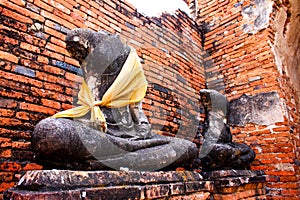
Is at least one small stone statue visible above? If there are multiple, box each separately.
[199,89,256,171]
[32,28,197,171]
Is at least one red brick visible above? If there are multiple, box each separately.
[55,0,74,10]
[19,102,57,115]
[46,43,69,56]
[42,65,65,76]
[65,72,81,82]
[1,8,32,24]
[36,71,75,88]
[0,108,15,117]
[50,37,66,48]
[0,70,43,88]
[9,0,26,7]
[76,0,91,9]
[34,0,53,12]
[43,25,66,41]
[41,48,64,61]
[52,9,81,29]
[20,42,41,53]
[37,56,49,64]
[0,149,12,158]
[41,99,61,109]
[281,189,299,196]
[12,141,31,150]
[0,34,19,46]
[270,182,299,189]
[0,182,15,192]
[61,103,73,110]
[0,1,44,22]
[0,50,19,64]
[272,126,291,132]
[44,83,63,92]
[16,111,30,121]
[23,163,43,170]
[70,11,85,23]
[0,162,22,172]
[0,137,12,148]
[0,117,23,127]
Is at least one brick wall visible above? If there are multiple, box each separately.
[192,0,300,199]
[1,0,299,198]
[0,0,205,194]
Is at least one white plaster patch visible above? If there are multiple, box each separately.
[241,0,273,34]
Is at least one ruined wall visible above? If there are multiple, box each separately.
[0,0,205,194]
[191,0,300,199]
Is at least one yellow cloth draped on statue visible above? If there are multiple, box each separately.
[51,49,148,132]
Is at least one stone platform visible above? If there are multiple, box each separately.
[4,170,267,200]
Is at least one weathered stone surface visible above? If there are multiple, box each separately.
[145,184,170,199]
[83,186,145,200]
[4,189,82,200]
[229,92,284,126]
[185,181,214,193]
[16,170,203,191]
[201,170,265,180]
[168,192,211,200]
[32,118,198,171]
[272,0,300,97]
[3,170,266,200]
[201,170,267,194]
[169,183,185,195]
[241,0,273,34]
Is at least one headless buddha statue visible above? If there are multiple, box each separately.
[32,28,198,171]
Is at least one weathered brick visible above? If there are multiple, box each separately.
[0,117,23,127]
[19,102,57,115]
[0,149,12,158]
[37,56,49,64]
[23,163,43,171]
[16,111,30,121]
[45,43,69,56]
[0,172,14,182]
[0,1,44,22]
[41,98,61,109]
[11,141,31,150]
[0,108,15,118]
[33,0,53,12]
[0,162,22,172]
[0,182,15,193]
[146,184,170,199]
[0,50,19,64]
[0,138,12,148]
[0,70,43,88]
[1,8,32,24]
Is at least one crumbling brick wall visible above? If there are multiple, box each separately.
[190,0,300,199]
[0,0,205,194]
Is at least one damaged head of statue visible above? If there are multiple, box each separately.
[65,28,110,64]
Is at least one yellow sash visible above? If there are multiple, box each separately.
[51,49,148,132]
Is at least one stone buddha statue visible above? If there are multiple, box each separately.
[32,28,198,171]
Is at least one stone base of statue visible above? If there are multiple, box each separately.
[4,170,267,200]
[32,118,198,171]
